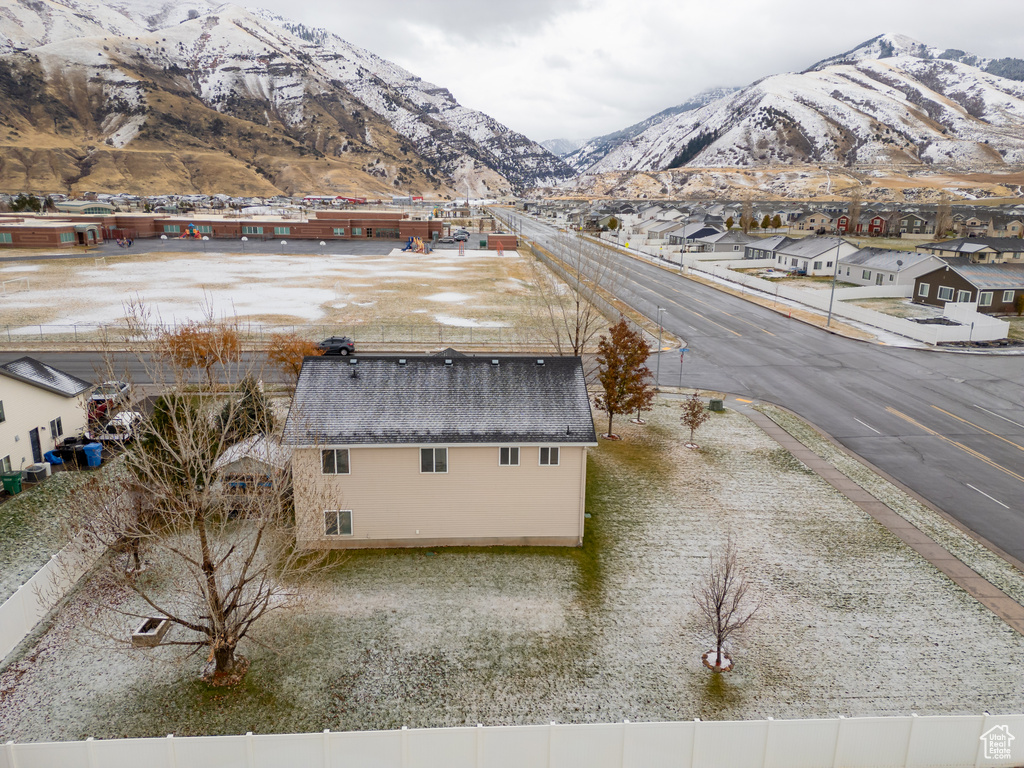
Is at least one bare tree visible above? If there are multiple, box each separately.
[528,231,612,357]
[740,198,754,234]
[847,189,862,235]
[693,535,761,671]
[680,391,712,448]
[935,197,953,239]
[60,307,332,686]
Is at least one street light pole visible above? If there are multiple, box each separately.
[655,306,665,384]
[825,237,844,328]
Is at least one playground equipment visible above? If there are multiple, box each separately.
[402,236,426,254]
[179,222,203,239]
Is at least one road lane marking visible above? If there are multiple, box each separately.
[965,484,1010,509]
[854,418,881,434]
[690,297,776,335]
[736,398,753,403]
[885,406,1024,485]
[973,405,1024,431]
[930,406,1024,453]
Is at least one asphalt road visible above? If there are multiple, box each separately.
[497,209,1024,565]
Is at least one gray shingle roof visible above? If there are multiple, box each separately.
[926,258,1024,290]
[283,354,597,446]
[840,249,936,270]
[923,237,1024,254]
[0,357,92,397]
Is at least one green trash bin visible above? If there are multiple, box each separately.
[479,239,487,249]
[2,472,22,495]
[709,399,725,412]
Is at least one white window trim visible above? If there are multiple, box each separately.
[499,446,520,466]
[979,292,993,307]
[937,286,954,301]
[957,290,972,303]
[324,509,353,536]
[1003,290,1015,303]
[539,446,560,466]
[420,446,448,474]
[321,448,350,475]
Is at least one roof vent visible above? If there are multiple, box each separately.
[536,359,545,366]
[491,359,499,365]
[398,358,407,366]
[349,358,358,365]
[444,359,453,366]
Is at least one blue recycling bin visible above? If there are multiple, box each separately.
[44,450,63,465]
[83,443,103,468]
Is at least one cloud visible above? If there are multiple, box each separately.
[248,0,1024,142]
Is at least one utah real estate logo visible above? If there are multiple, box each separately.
[980,725,1015,761]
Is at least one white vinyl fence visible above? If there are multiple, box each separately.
[618,243,1008,345]
[0,536,105,661]
[3,714,1023,768]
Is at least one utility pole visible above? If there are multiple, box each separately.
[825,237,844,328]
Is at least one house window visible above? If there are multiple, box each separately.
[979,292,993,307]
[49,417,63,438]
[242,226,263,235]
[1003,290,1015,303]
[889,274,894,281]
[957,290,972,303]
[324,510,353,536]
[60,232,76,243]
[0,233,11,244]
[321,448,350,474]
[862,270,871,280]
[539,447,560,466]
[0,400,4,423]
[333,227,346,236]
[826,261,833,268]
[813,261,822,270]
[163,225,180,234]
[197,225,213,234]
[274,227,290,236]
[420,447,447,473]
[937,286,954,301]
[499,447,520,466]
[918,283,930,297]
[352,227,362,236]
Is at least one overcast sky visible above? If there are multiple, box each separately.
[253,0,1024,144]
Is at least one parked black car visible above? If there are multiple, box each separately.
[318,336,356,356]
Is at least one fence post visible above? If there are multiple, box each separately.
[401,726,409,768]
[476,724,484,768]
[86,737,97,768]
[166,734,177,768]
[763,718,773,768]
[246,732,255,768]
[323,729,331,768]
[691,719,701,767]
[548,722,557,768]
[902,714,917,768]
[831,716,845,768]
[621,721,630,768]
[6,741,18,768]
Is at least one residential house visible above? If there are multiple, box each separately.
[913,258,1024,314]
[747,236,857,275]
[0,357,92,472]
[838,249,944,286]
[896,213,934,236]
[920,238,1024,265]
[669,224,722,248]
[283,353,597,549]
[795,212,834,233]
[743,235,794,260]
[693,231,759,254]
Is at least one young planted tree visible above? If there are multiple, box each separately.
[725,216,734,230]
[681,391,712,448]
[60,309,332,686]
[160,319,241,386]
[760,214,772,230]
[529,231,612,357]
[771,214,783,230]
[740,199,754,234]
[694,535,761,672]
[267,332,325,386]
[594,317,652,439]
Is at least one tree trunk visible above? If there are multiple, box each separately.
[607,411,614,437]
[214,642,237,676]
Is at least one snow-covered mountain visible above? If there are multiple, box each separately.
[566,34,1024,177]
[541,138,587,157]
[0,0,571,194]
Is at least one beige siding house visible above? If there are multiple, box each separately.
[0,357,92,472]
[283,353,597,549]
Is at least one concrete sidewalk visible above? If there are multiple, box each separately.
[735,401,1024,636]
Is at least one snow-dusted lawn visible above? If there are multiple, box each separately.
[1,400,1022,742]
[0,249,542,334]
[846,297,944,319]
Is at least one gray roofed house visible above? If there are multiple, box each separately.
[0,357,93,469]
[693,231,758,254]
[921,237,1024,265]
[766,236,859,275]
[284,353,597,550]
[0,357,92,397]
[913,258,1024,315]
[837,249,944,286]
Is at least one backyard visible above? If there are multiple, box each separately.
[1,399,1022,742]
